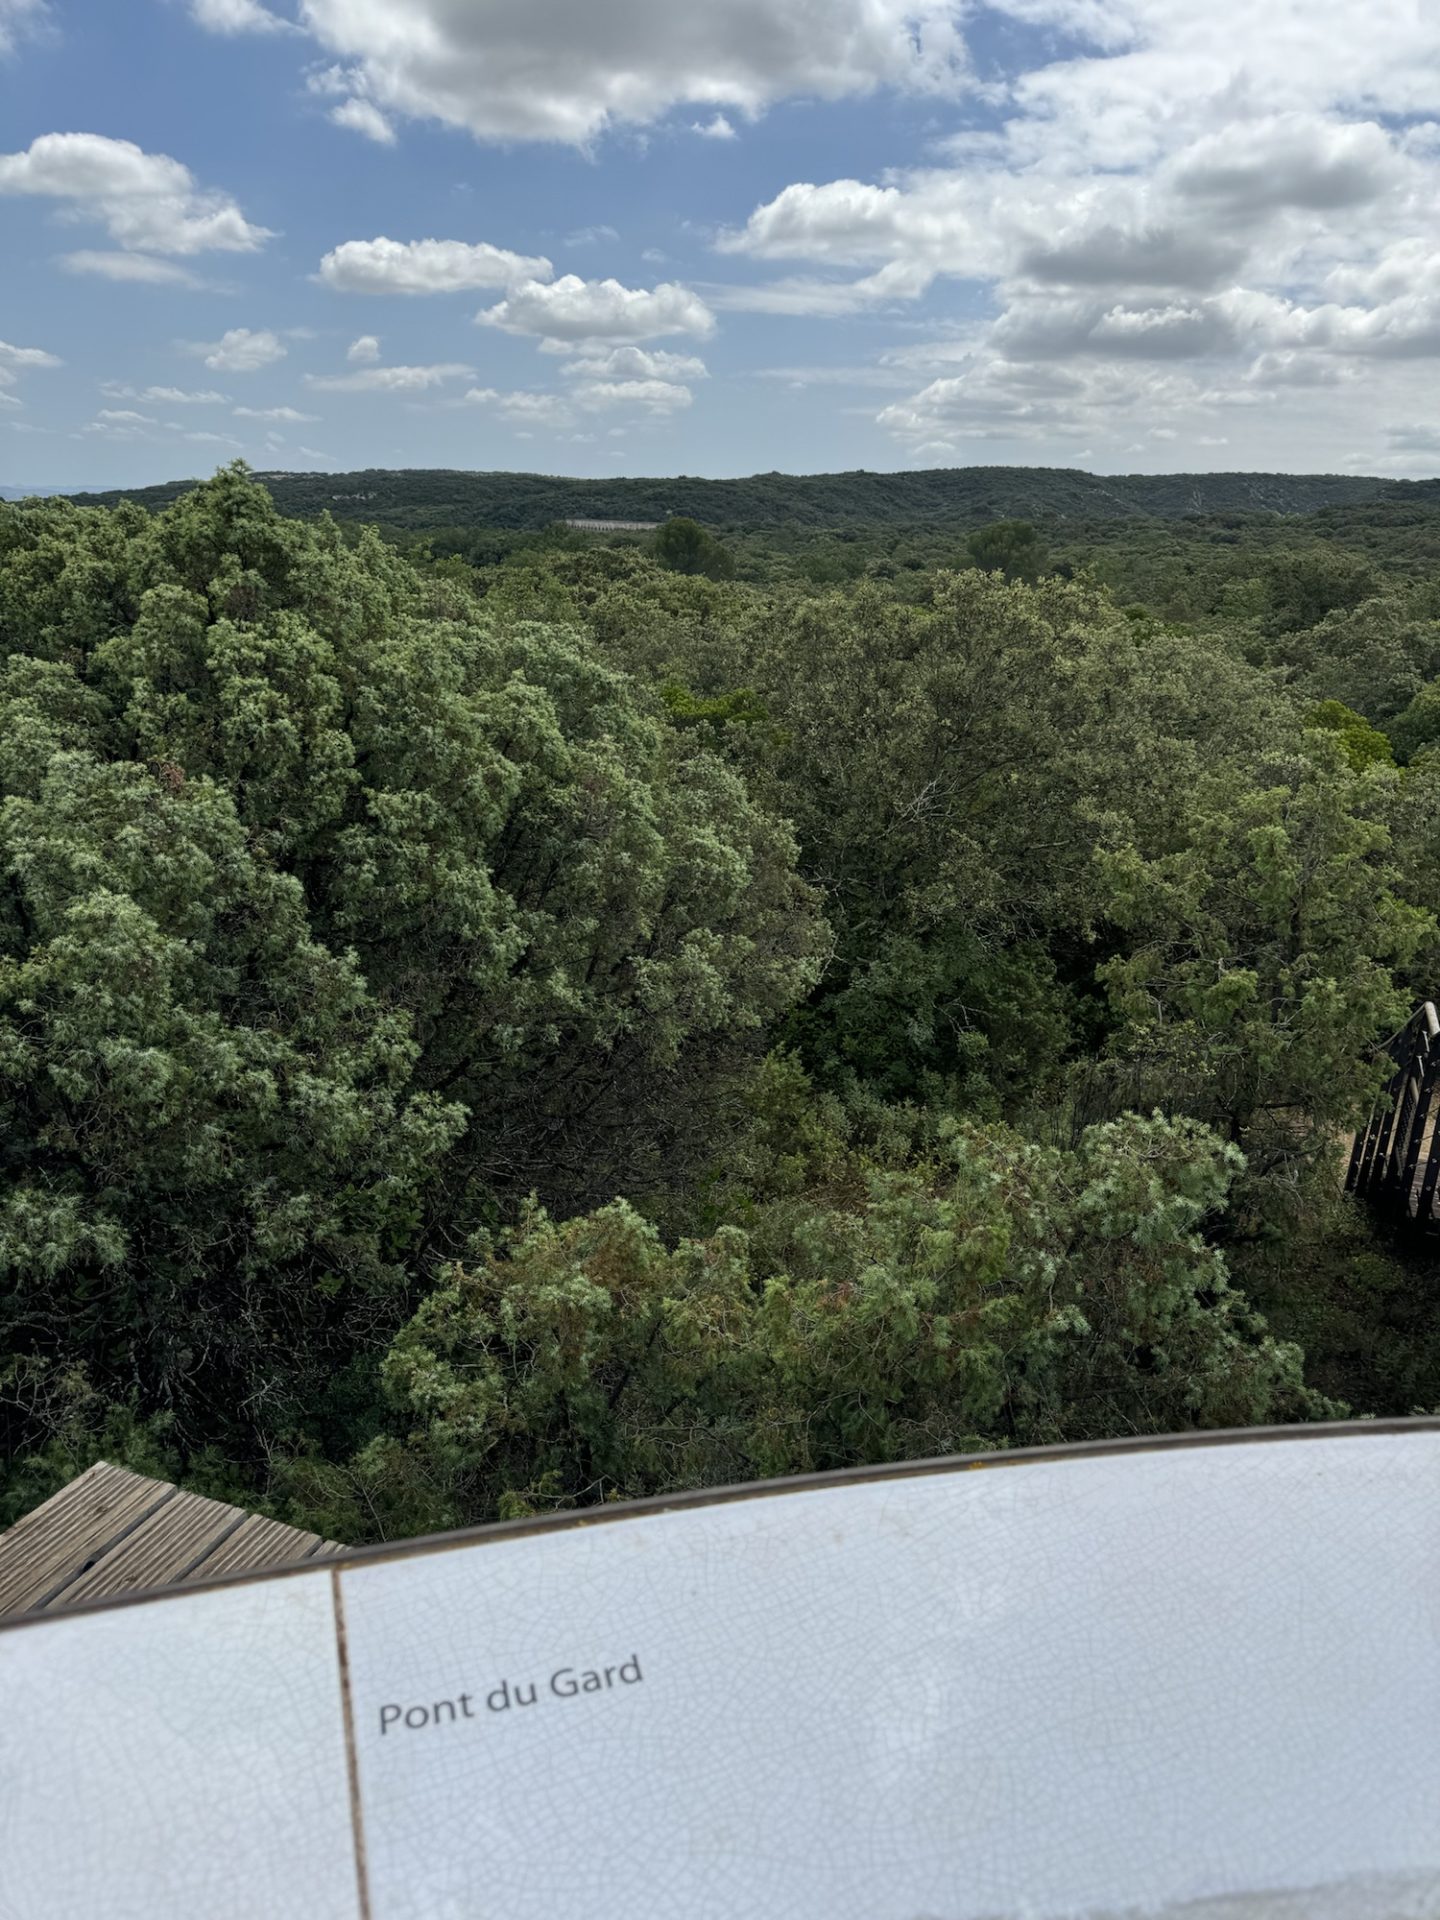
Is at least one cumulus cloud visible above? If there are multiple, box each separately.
[318,235,553,294]
[192,327,288,372]
[328,97,396,144]
[558,345,708,382]
[693,114,737,141]
[190,0,291,32]
[466,368,696,426]
[1170,114,1402,216]
[233,404,319,421]
[465,388,576,428]
[571,378,693,413]
[478,275,714,343]
[293,0,968,145]
[0,132,271,253]
[308,362,473,391]
[697,1,1440,465]
[346,334,380,364]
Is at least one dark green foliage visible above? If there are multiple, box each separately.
[0,468,822,1471]
[283,1108,1325,1539]
[1387,679,1440,763]
[652,516,735,579]
[1261,548,1381,635]
[966,519,1047,582]
[6,461,1440,1538]
[65,464,1412,536]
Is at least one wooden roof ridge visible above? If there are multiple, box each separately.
[0,1461,345,1621]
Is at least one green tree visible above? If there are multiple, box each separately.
[965,520,1048,583]
[287,1111,1325,1541]
[1260,548,1380,637]
[653,516,735,580]
[0,469,823,1462]
[1303,699,1395,772]
[1095,742,1428,1207]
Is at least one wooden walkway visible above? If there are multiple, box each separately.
[1348,1001,1440,1229]
[0,1460,343,1621]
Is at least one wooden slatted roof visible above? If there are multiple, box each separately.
[0,1460,344,1620]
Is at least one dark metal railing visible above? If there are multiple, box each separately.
[1347,1002,1440,1229]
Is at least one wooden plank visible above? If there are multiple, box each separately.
[183,1512,324,1582]
[59,1489,248,1608]
[0,1463,177,1618]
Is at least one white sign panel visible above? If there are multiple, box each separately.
[3,1427,1439,1919]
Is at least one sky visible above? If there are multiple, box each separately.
[3,0,1440,487]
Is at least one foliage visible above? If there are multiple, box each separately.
[1303,699,1395,771]
[966,519,1048,582]
[0,468,822,1467]
[5,461,1440,1538]
[284,1110,1325,1540]
[652,516,735,580]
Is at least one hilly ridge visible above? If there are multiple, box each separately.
[51,464,1430,533]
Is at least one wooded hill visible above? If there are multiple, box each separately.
[59,464,1427,533]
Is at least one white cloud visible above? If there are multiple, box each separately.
[695,2,1440,465]
[329,97,396,144]
[0,0,48,55]
[61,250,207,286]
[0,339,61,373]
[711,260,936,316]
[0,132,271,253]
[308,362,473,391]
[558,345,708,382]
[233,404,319,421]
[346,335,380,364]
[571,378,693,413]
[693,114,737,141]
[317,235,553,294]
[478,275,714,343]
[193,327,288,372]
[111,386,231,404]
[86,408,161,439]
[0,393,21,410]
[465,388,575,428]
[564,224,619,248]
[1170,114,1402,216]
[294,0,969,145]
[190,0,290,31]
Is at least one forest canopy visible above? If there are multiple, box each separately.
[4,465,1440,1538]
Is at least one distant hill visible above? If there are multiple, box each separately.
[49,465,1428,534]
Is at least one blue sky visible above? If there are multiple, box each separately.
[4,0,1440,487]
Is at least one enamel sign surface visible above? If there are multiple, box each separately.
[3,1426,1438,1919]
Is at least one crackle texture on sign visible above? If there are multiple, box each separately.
[338,1432,1440,1920]
[0,1575,359,1919]
[1,1428,1438,1920]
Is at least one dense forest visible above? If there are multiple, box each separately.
[69,461,1424,533]
[3,462,1440,1542]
